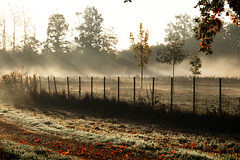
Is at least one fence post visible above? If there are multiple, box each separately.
[26,76,29,92]
[13,75,16,89]
[33,75,37,93]
[152,77,155,106]
[91,77,93,99]
[79,76,81,99]
[104,77,106,99]
[118,77,120,103]
[171,77,173,112]
[219,78,222,117]
[20,75,23,90]
[39,76,41,94]
[53,77,57,94]
[193,77,196,114]
[134,77,136,104]
[67,76,70,99]
[48,76,50,94]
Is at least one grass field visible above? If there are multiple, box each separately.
[0,102,239,159]
[0,72,240,159]
[38,76,240,115]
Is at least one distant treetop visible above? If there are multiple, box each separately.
[124,0,132,3]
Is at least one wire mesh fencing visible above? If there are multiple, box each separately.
[7,75,240,116]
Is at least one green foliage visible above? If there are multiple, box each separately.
[156,39,188,77]
[156,40,187,65]
[44,13,70,54]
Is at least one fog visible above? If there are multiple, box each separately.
[0,48,239,78]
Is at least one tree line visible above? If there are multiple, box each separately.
[0,4,239,77]
[0,5,118,56]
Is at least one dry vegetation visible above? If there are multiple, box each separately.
[0,104,240,159]
[0,71,240,159]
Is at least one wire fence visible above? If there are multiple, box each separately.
[7,75,240,115]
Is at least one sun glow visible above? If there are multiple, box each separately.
[0,0,200,50]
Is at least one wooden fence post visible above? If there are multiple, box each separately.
[118,77,120,103]
[193,77,196,114]
[48,76,50,94]
[67,76,70,99]
[53,77,57,94]
[219,78,222,117]
[26,76,29,92]
[33,75,37,93]
[91,77,93,99]
[39,76,41,94]
[152,77,155,106]
[134,77,136,104]
[171,77,173,112]
[13,75,16,89]
[20,75,23,90]
[79,76,81,99]
[104,77,106,99]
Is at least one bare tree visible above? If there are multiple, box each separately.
[22,10,32,48]
[8,3,22,53]
[0,12,6,51]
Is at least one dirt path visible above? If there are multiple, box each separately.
[0,118,152,159]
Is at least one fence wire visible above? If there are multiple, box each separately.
[11,76,240,115]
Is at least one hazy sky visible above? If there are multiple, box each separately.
[1,0,201,50]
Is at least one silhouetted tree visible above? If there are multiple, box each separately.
[20,36,41,55]
[211,22,240,56]
[194,0,240,54]
[75,6,104,54]
[43,13,69,54]
[75,6,118,56]
[189,55,202,77]
[9,4,22,53]
[0,13,6,51]
[156,39,188,78]
[101,27,118,55]
[165,13,195,42]
[222,23,240,55]
[130,23,152,89]
[22,9,32,49]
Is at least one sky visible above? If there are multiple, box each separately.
[1,0,201,50]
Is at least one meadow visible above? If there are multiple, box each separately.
[39,75,240,115]
[0,72,240,159]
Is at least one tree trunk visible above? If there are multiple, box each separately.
[140,48,143,90]
[172,63,175,78]
[141,64,143,90]
[13,20,16,53]
[2,18,6,51]
[24,20,27,47]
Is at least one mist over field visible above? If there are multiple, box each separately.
[0,40,239,78]
[0,52,239,78]
[0,1,240,160]
[0,1,239,78]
